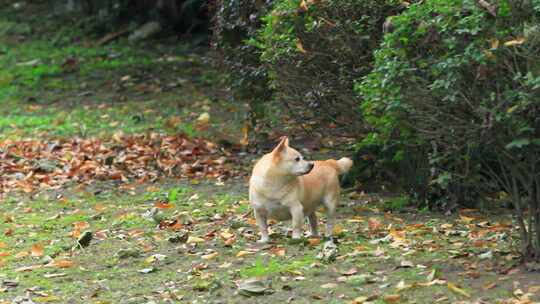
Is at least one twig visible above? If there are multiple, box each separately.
[476,0,497,17]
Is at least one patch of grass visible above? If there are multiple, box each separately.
[0,14,225,141]
[240,255,316,278]
[382,195,410,211]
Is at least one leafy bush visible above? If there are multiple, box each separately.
[359,0,540,260]
[252,0,402,131]
[212,0,274,141]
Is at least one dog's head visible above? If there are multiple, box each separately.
[271,136,314,176]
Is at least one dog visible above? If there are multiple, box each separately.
[249,136,353,243]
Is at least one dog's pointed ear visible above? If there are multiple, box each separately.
[272,136,289,155]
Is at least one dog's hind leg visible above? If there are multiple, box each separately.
[323,193,338,240]
[307,212,319,237]
[254,209,269,243]
[290,203,305,239]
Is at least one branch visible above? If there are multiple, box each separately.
[476,0,497,17]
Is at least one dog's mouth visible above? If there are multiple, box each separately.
[299,163,314,175]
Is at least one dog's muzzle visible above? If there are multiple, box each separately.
[303,162,315,175]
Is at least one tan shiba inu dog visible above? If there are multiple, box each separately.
[249,137,353,243]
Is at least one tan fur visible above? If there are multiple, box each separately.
[249,137,352,242]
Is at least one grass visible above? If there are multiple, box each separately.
[240,255,316,278]
[1,180,537,303]
[0,8,240,141]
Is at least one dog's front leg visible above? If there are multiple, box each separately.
[254,209,269,243]
[290,203,304,239]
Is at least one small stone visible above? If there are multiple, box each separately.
[138,267,157,274]
[115,248,141,259]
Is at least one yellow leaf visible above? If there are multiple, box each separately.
[490,38,499,49]
[299,0,308,12]
[219,232,234,240]
[504,37,526,47]
[236,250,253,258]
[353,296,369,303]
[196,112,210,125]
[507,105,518,113]
[296,39,307,53]
[240,122,249,146]
[459,215,475,223]
[447,282,470,298]
[332,224,344,235]
[34,296,60,303]
[15,251,29,259]
[201,252,219,260]
[186,236,205,244]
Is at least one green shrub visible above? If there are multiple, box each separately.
[253,0,402,130]
[359,0,540,259]
[212,0,274,141]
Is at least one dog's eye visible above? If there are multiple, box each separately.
[295,157,301,162]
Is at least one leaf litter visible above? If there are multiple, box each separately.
[0,133,240,196]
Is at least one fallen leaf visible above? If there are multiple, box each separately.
[527,285,540,293]
[15,265,42,272]
[321,283,337,289]
[483,282,497,290]
[368,217,382,230]
[308,238,321,246]
[33,295,60,303]
[201,252,219,260]
[504,37,526,46]
[238,278,269,296]
[383,294,401,303]
[219,231,234,239]
[447,282,470,298]
[296,39,307,53]
[236,251,253,258]
[332,224,344,235]
[353,296,369,303]
[341,267,358,276]
[186,236,205,244]
[31,244,44,257]
[48,260,74,268]
[155,201,174,209]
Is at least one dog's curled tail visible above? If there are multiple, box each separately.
[336,157,353,175]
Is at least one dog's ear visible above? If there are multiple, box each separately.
[272,136,289,155]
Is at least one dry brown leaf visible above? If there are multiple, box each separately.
[236,251,253,258]
[48,260,74,268]
[368,217,382,230]
[308,238,321,246]
[383,294,401,303]
[31,244,44,257]
[296,39,307,53]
